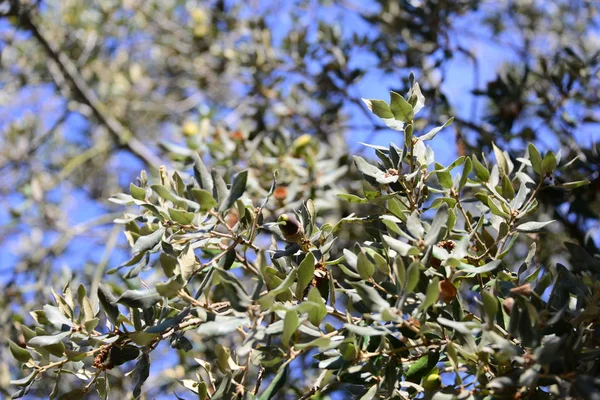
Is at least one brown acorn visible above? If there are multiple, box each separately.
[439,279,457,303]
[278,214,310,251]
[278,214,304,243]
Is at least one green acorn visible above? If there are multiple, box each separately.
[422,373,442,392]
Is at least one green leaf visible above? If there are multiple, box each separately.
[493,142,509,176]
[516,220,555,232]
[528,143,542,175]
[28,331,70,347]
[8,339,32,363]
[362,98,393,119]
[132,352,150,398]
[359,385,378,400]
[558,180,590,189]
[459,157,472,190]
[542,151,557,175]
[390,91,414,122]
[43,305,73,330]
[258,363,288,400]
[353,156,397,184]
[117,289,161,309]
[472,155,490,182]
[295,252,316,298]
[407,211,424,239]
[357,250,375,280]
[349,281,390,312]
[151,185,200,211]
[156,274,185,298]
[223,170,248,211]
[191,188,218,212]
[424,204,448,246]
[420,277,440,311]
[337,193,369,203]
[260,269,297,306]
[146,308,190,334]
[420,117,454,141]
[211,168,229,208]
[10,370,39,387]
[132,227,165,254]
[307,287,327,326]
[481,291,498,323]
[282,310,299,347]
[405,351,439,381]
[197,317,249,337]
[109,345,140,366]
[130,183,147,201]
[457,260,501,275]
[435,163,453,189]
[98,284,119,326]
[168,207,195,225]
[193,153,214,194]
[345,323,387,336]
[382,235,419,257]
[406,262,421,293]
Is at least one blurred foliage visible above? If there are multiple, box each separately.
[0,0,599,398]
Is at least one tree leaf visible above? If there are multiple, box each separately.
[424,204,448,246]
[420,117,453,141]
[345,323,387,336]
[382,235,419,257]
[407,211,424,239]
[541,151,557,175]
[191,188,218,212]
[362,98,393,119]
[43,305,73,331]
[258,363,288,400]
[132,227,165,254]
[98,284,119,326]
[390,91,414,122]
[282,310,299,347]
[211,168,229,208]
[406,262,421,293]
[296,252,316,298]
[457,260,501,275]
[193,153,214,194]
[168,207,195,225]
[132,352,150,398]
[28,331,70,347]
[472,155,490,182]
[516,220,555,232]
[156,274,185,298]
[528,143,542,175]
[8,339,32,363]
[357,250,375,280]
[420,277,440,311]
[459,157,472,190]
[492,142,509,176]
[223,170,248,211]
[435,163,453,189]
[117,289,161,309]
[197,317,249,337]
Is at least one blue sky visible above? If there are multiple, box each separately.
[1,1,599,398]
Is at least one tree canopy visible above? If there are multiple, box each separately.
[1,1,599,399]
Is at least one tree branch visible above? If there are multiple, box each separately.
[19,9,162,167]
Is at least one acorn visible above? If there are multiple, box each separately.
[422,373,442,392]
[278,214,310,251]
[278,214,304,243]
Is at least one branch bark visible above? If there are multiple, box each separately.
[20,9,163,167]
